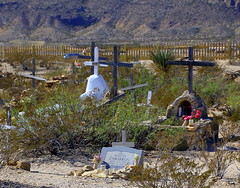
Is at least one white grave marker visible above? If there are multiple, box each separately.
[100,146,144,169]
[80,47,110,101]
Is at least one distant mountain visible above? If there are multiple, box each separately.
[0,0,239,44]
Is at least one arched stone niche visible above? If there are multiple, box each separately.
[237,1,240,11]
[166,90,208,119]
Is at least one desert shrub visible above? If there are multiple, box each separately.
[196,64,223,77]
[38,55,60,69]
[155,128,189,152]
[195,76,225,105]
[191,120,239,180]
[195,65,240,121]
[90,92,160,149]
[151,75,187,108]
[0,84,162,157]
[129,155,214,188]
[224,82,240,122]
[224,105,240,122]
[0,85,88,156]
[199,150,237,179]
[149,48,175,73]
[5,50,35,70]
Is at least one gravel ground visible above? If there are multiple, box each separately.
[0,148,239,188]
[0,152,130,188]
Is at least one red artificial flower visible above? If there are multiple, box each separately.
[195,114,200,119]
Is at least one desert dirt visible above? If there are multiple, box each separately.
[0,59,239,188]
[0,148,239,188]
[0,150,130,188]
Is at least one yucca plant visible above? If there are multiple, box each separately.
[149,49,175,73]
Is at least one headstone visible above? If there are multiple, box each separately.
[100,146,144,169]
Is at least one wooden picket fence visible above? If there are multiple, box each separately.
[119,41,240,61]
[0,41,239,61]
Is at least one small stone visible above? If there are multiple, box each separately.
[235,77,240,83]
[82,165,94,171]
[121,174,128,179]
[16,161,31,171]
[103,169,109,175]
[108,175,119,179]
[115,168,125,175]
[17,170,23,174]
[74,162,84,167]
[92,172,107,178]
[67,171,74,176]
[82,169,101,177]
[7,159,18,166]
[211,110,224,118]
[1,160,7,166]
[187,126,197,131]
[82,171,93,177]
[73,169,85,176]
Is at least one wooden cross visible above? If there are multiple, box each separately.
[166,47,215,93]
[6,105,11,127]
[19,58,47,87]
[64,44,134,98]
[112,129,135,148]
[84,46,135,97]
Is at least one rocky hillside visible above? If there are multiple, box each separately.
[0,0,240,44]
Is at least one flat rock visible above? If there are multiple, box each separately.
[7,159,18,166]
[82,165,94,171]
[16,161,31,171]
[92,172,107,178]
[82,169,103,177]
[73,169,85,176]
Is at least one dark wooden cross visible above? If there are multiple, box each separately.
[19,58,47,88]
[6,105,12,127]
[167,47,215,93]
[104,46,134,97]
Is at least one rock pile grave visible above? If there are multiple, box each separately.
[166,47,215,120]
[164,47,219,145]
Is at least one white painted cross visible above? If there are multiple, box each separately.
[83,47,108,75]
[112,129,135,148]
[147,91,152,105]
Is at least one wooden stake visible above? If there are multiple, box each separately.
[32,58,36,88]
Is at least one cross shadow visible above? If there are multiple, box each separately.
[31,171,66,176]
[0,180,53,188]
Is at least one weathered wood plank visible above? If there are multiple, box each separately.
[166,61,215,66]
[19,73,47,81]
[99,61,134,68]
[121,83,148,91]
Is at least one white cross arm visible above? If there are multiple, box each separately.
[84,61,108,67]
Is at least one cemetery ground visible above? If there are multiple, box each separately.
[0,147,239,188]
[0,54,240,187]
